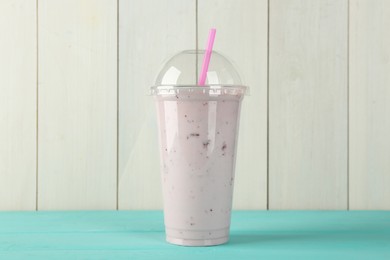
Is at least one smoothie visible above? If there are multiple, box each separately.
[153,86,244,246]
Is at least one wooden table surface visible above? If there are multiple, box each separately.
[0,211,389,259]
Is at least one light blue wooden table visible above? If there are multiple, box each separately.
[0,211,389,259]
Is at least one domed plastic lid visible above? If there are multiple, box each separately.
[152,50,247,95]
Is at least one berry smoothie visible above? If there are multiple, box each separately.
[153,86,245,246]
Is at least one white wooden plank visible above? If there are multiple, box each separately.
[350,0,390,210]
[118,0,195,209]
[0,1,36,210]
[38,0,117,210]
[198,0,268,209]
[269,0,348,209]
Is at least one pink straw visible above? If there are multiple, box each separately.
[198,28,216,85]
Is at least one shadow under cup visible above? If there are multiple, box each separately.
[152,86,246,246]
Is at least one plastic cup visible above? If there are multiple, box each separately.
[151,50,247,246]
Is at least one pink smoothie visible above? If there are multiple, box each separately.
[154,87,244,246]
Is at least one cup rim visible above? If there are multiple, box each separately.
[150,85,249,96]
[151,84,248,89]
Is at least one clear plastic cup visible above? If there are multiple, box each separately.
[151,50,247,246]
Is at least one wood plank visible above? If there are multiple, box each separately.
[0,211,389,258]
[198,0,268,209]
[38,0,117,209]
[0,1,36,210]
[349,0,390,209]
[118,0,195,209]
[269,0,348,209]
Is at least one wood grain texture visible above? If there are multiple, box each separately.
[118,0,195,209]
[198,0,268,209]
[0,1,36,210]
[269,0,348,209]
[349,0,390,210]
[38,0,117,210]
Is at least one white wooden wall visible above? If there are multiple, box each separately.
[0,0,36,210]
[269,0,348,209]
[349,0,390,210]
[0,0,389,210]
